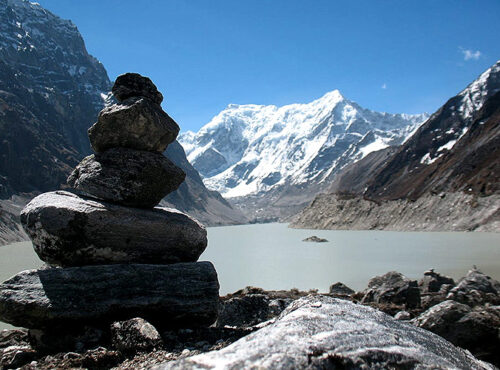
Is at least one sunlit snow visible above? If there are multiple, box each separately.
[179,91,427,198]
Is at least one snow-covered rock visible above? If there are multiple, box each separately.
[180,91,428,200]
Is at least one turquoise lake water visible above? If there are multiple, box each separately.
[1,223,499,330]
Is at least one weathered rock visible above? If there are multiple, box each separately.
[361,271,421,308]
[156,296,493,369]
[414,300,500,366]
[394,310,412,320]
[20,191,207,266]
[329,282,355,296]
[421,283,455,310]
[0,262,219,329]
[216,295,270,328]
[0,345,37,369]
[112,73,163,105]
[419,269,455,293]
[268,298,293,318]
[111,318,163,354]
[0,329,29,349]
[88,97,179,153]
[67,148,185,208]
[446,268,500,306]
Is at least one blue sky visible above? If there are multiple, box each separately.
[38,0,500,132]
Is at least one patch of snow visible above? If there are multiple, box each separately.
[420,153,441,165]
[437,140,457,152]
[359,137,389,158]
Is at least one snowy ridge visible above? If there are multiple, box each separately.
[180,91,428,198]
[418,60,500,165]
[458,61,500,120]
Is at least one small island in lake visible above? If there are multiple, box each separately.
[303,235,329,243]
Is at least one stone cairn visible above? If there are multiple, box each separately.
[0,73,220,348]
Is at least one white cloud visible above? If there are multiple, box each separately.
[460,47,481,61]
[381,83,387,89]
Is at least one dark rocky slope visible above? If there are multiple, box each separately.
[0,0,245,245]
[292,61,500,231]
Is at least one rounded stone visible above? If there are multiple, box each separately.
[88,97,179,153]
[67,148,185,208]
[20,191,207,267]
[112,73,163,104]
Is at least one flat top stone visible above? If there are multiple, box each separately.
[112,73,163,104]
[0,263,219,329]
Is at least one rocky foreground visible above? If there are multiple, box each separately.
[1,268,499,369]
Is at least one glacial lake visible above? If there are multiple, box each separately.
[1,223,500,330]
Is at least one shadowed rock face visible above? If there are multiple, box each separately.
[0,1,111,198]
[0,262,219,329]
[88,97,179,153]
[112,73,163,105]
[20,191,207,266]
[156,296,493,369]
[67,147,185,208]
[361,271,421,308]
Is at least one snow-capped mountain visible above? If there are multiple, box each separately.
[180,91,428,201]
[292,60,500,232]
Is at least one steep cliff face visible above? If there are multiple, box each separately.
[0,0,111,197]
[292,61,500,231]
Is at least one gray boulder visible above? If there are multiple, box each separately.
[329,282,354,296]
[0,262,219,329]
[394,310,412,320]
[67,148,185,208]
[361,271,421,308]
[112,72,163,105]
[20,191,207,266]
[446,268,500,306]
[419,269,455,293]
[111,318,163,354]
[155,296,493,369]
[216,295,270,328]
[414,300,500,366]
[88,97,179,153]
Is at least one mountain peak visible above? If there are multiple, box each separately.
[316,89,344,103]
[179,91,426,200]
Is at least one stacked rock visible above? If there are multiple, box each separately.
[0,74,220,337]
